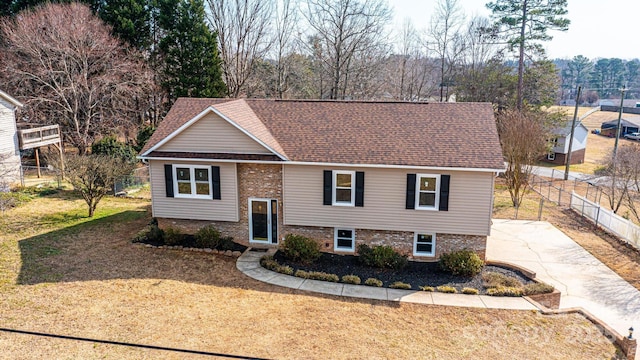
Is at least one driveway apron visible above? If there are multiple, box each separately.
[488,219,640,356]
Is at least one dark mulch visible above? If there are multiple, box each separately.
[137,234,248,253]
[273,251,533,294]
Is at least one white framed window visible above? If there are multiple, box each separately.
[415,174,441,210]
[332,170,355,206]
[173,165,212,199]
[334,228,355,252]
[547,152,556,161]
[413,233,435,257]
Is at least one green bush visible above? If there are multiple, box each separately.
[439,250,484,277]
[482,272,523,288]
[307,271,339,282]
[389,281,411,290]
[217,236,236,251]
[260,256,293,275]
[436,285,458,293]
[364,278,383,287]
[281,234,321,264]
[341,275,361,285]
[462,287,479,295]
[486,286,523,297]
[357,244,408,270]
[276,265,294,275]
[419,286,434,292]
[163,227,184,246]
[91,135,137,164]
[133,125,156,152]
[523,282,554,296]
[195,225,221,248]
[132,223,164,243]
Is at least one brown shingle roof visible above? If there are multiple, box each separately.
[142,98,504,170]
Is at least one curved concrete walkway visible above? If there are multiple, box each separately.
[488,219,640,357]
[236,250,537,310]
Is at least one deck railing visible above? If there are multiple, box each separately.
[17,125,61,150]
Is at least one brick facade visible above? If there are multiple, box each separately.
[543,148,586,165]
[157,162,486,260]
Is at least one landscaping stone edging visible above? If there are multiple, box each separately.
[526,295,636,360]
[132,242,243,258]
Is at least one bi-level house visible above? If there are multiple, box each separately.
[140,99,504,260]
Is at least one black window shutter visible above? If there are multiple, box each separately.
[406,174,416,209]
[164,164,174,198]
[271,200,278,244]
[355,171,365,207]
[439,175,450,211]
[212,166,221,200]
[323,170,332,205]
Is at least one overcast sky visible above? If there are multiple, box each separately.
[388,0,638,60]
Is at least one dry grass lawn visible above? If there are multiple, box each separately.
[0,191,624,359]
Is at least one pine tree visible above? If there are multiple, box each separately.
[95,0,151,50]
[486,0,570,110]
[158,0,226,101]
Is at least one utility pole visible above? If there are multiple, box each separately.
[613,87,628,159]
[564,86,581,180]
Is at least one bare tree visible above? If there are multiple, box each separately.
[303,0,392,99]
[62,154,135,217]
[596,145,640,218]
[207,0,274,98]
[272,0,299,98]
[497,109,548,207]
[0,3,152,154]
[427,0,465,102]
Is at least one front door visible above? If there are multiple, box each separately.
[249,198,278,244]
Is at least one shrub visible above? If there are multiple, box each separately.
[436,285,457,294]
[341,275,361,285]
[462,287,479,295]
[357,244,408,270]
[482,272,523,289]
[308,271,339,282]
[133,125,156,152]
[195,225,221,248]
[281,234,321,264]
[163,227,184,246]
[364,278,383,287]
[217,236,236,251]
[486,286,523,297]
[294,270,310,279]
[260,256,293,275]
[523,282,554,296]
[419,286,434,292]
[389,281,411,290]
[132,223,164,243]
[439,250,484,276]
[91,135,137,164]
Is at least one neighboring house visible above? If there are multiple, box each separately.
[0,90,23,187]
[600,118,640,137]
[544,121,589,165]
[140,99,504,260]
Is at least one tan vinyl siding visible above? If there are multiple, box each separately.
[283,165,494,236]
[157,112,272,154]
[149,160,239,221]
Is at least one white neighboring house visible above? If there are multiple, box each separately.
[0,90,23,188]
[545,121,589,165]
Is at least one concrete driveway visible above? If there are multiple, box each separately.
[488,219,640,356]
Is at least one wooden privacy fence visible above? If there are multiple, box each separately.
[570,192,640,251]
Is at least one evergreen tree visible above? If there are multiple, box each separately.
[486,0,570,110]
[158,0,226,101]
[94,0,151,50]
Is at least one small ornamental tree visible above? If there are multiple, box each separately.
[64,154,136,217]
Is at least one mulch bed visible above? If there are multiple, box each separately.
[138,234,248,253]
[273,251,533,294]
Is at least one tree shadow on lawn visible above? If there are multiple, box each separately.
[15,210,400,307]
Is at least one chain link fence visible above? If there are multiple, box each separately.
[114,166,149,196]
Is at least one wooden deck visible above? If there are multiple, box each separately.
[17,125,61,150]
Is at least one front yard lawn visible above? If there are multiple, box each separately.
[0,191,624,359]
